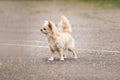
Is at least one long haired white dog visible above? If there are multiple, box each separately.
[40,16,77,61]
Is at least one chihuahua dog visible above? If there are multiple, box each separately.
[40,16,77,61]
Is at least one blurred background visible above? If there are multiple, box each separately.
[2,0,120,8]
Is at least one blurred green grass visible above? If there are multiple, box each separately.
[2,0,120,8]
[65,0,120,8]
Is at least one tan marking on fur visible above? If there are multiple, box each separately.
[62,23,71,34]
[48,21,52,30]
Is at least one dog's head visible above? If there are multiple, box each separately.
[40,21,58,36]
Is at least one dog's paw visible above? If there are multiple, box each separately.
[48,57,54,61]
[73,56,77,59]
[60,57,64,61]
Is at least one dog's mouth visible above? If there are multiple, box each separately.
[43,32,48,35]
[40,29,48,35]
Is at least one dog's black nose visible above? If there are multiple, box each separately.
[40,29,42,31]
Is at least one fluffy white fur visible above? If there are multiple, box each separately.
[40,16,77,61]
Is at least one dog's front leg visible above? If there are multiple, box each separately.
[58,48,64,61]
[48,49,54,61]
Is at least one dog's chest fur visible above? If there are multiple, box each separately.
[47,33,71,51]
[48,37,61,51]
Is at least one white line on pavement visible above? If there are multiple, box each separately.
[0,43,49,48]
[0,43,120,53]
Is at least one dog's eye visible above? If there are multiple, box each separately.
[43,28,46,30]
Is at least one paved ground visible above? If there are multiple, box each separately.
[0,1,120,80]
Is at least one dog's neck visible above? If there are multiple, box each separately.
[47,32,60,44]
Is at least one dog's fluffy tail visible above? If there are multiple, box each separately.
[59,16,72,34]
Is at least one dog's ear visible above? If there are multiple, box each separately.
[48,21,52,30]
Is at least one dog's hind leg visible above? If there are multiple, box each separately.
[63,49,68,59]
[68,48,77,59]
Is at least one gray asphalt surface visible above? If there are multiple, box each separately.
[0,1,120,80]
